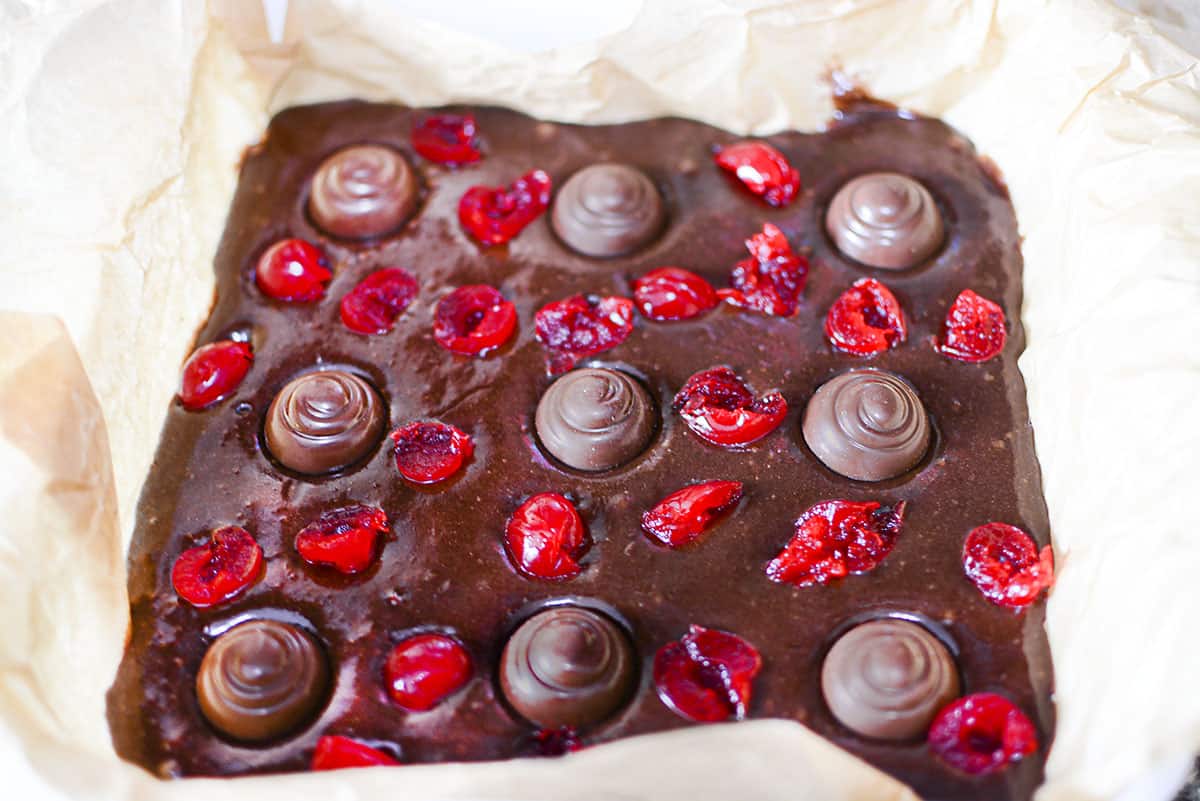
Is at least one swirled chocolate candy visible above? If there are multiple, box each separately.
[535,367,657,471]
[500,606,636,729]
[308,144,418,239]
[821,618,960,741]
[802,369,930,482]
[551,163,665,257]
[825,172,943,269]
[264,369,385,475]
[196,620,330,743]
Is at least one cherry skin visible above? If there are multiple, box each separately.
[533,294,635,374]
[179,340,253,411]
[311,736,400,770]
[963,522,1054,609]
[654,625,762,722]
[171,526,263,608]
[766,500,906,587]
[672,366,787,448]
[714,141,800,207]
[433,285,518,356]
[294,505,389,575]
[825,278,907,356]
[642,480,744,548]
[928,693,1038,775]
[384,633,472,712]
[340,268,418,335]
[633,267,718,321]
[937,289,1007,363]
[504,493,589,581]
[458,170,551,246]
[391,422,473,485]
[255,238,332,302]
[412,114,482,164]
[718,223,808,317]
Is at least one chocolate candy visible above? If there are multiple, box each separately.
[802,369,930,482]
[821,618,960,741]
[264,369,385,475]
[196,620,330,743]
[535,367,657,471]
[825,172,943,270]
[308,144,418,239]
[500,606,636,729]
[551,163,665,258]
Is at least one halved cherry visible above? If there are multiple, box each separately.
[642,480,744,548]
[766,499,905,587]
[179,340,253,411]
[654,624,762,722]
[255,238,332,302]
[534,294,635,374]
[504,493,589,581]
[294,505,388,574]
[411,114,482,165]
[928,693,1038,775]
[825,278,907,356]
[672,366,787,447]
[340,268,418,335]
[458,170,551,246]
[962,522,1054,609]
[718,223,808,317]
[632,267,718,321]
[311,736,401,770]
[171,526,263,608]
[714,141,800,207]
[433,285,518,356]
[391,421,473,484]
[384,633,472,712]
[936,289,1007,363]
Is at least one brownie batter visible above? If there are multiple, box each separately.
[107,99,1054,801]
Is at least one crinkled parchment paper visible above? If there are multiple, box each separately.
[1,0,1198,799]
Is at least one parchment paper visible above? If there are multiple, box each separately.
[2,0,1198,799]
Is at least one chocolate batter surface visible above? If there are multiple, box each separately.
[107,100,1054,801]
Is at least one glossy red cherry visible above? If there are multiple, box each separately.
[171,526,263,608]
[504,493,589,581]
[632,267,719,321]
[534,294,635,374]
[672,366,787,448]
[340,268,418,335]
[718,223,808,317]
[433,285,518,356]
[384,633,472,712]
[179,340,253,411]
[458,169,551,246]
[766,499,906,587]
[654,624,762,722]
[714,141,800,207]
[255,238,332,302]
[928,693,1038,775]
[390,421,473,485]
[936,289,1007,362]
[411,114,482,165]
[642,480,744,548]
[963,522,1054,609]
[825,278,907,356]
[294,505,388,575]
[311,736,401,770]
